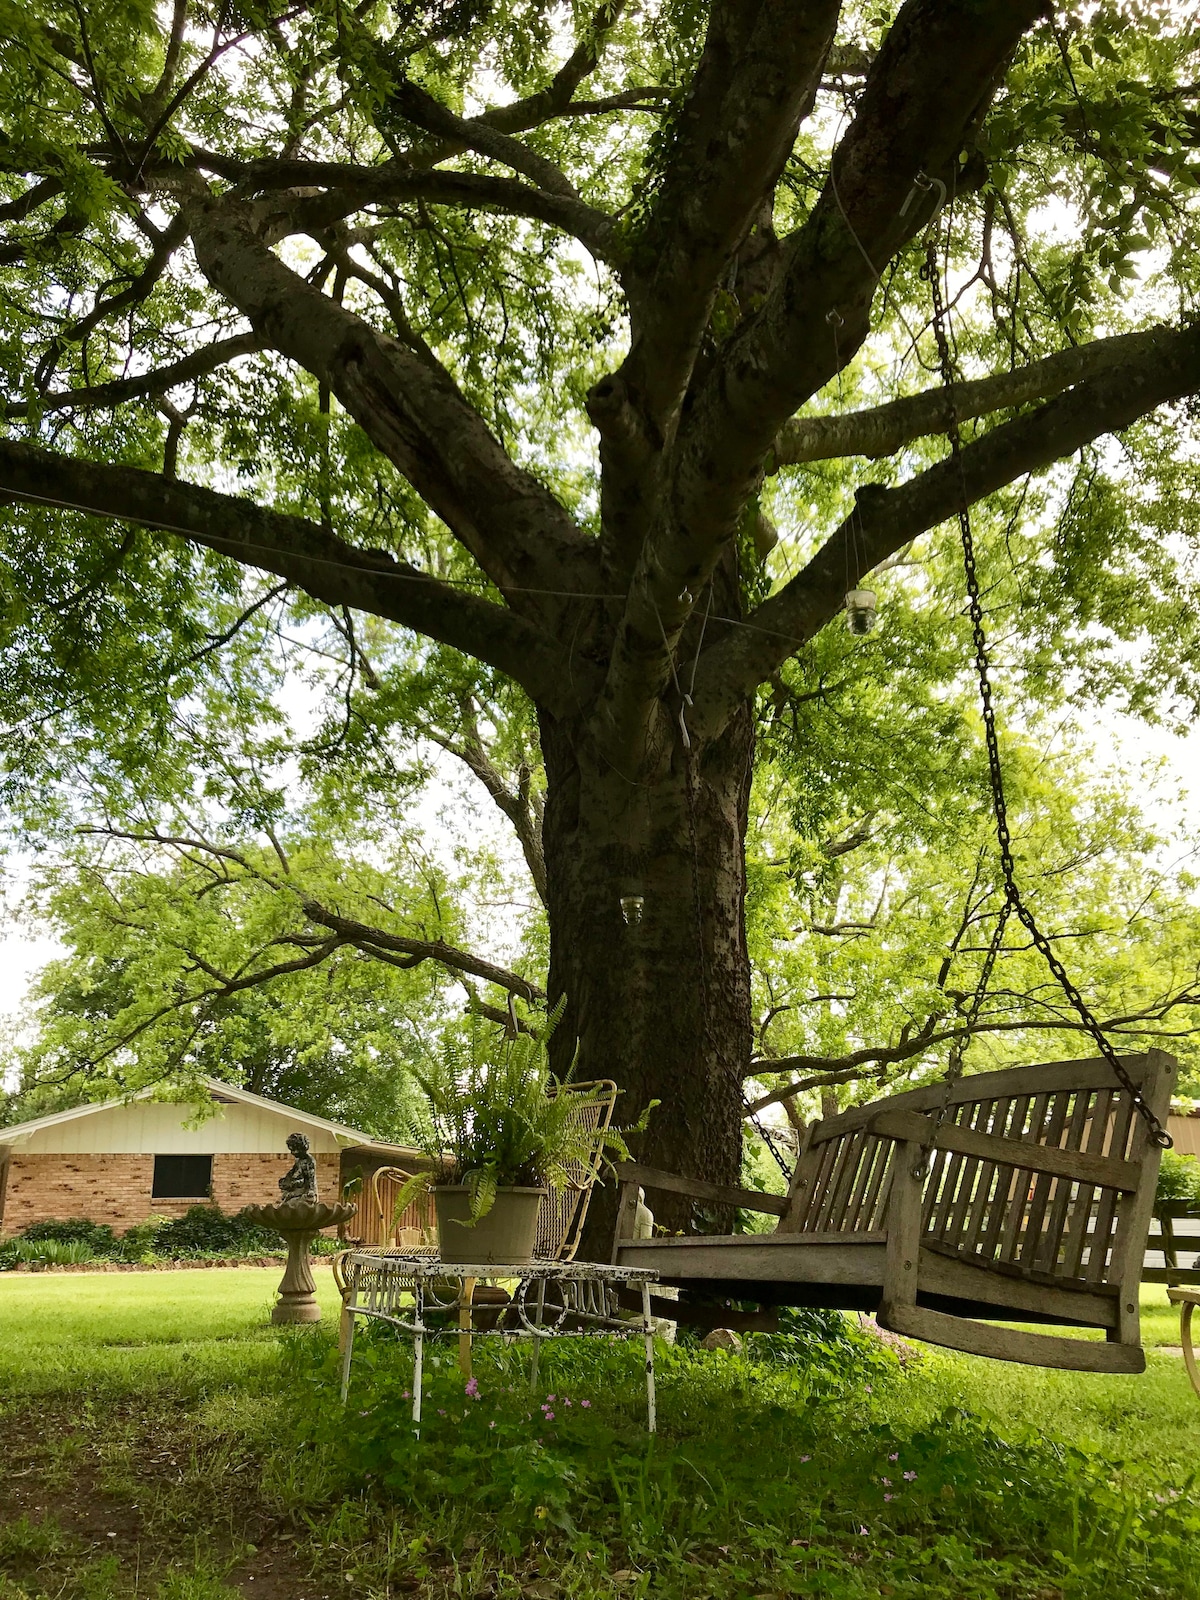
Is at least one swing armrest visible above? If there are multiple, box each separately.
[613,1162,788,1216]
[865,1110,1141,1192]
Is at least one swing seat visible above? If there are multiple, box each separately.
[612,1050,1176,1372]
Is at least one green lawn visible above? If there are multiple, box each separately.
[0,1270,1197,1600]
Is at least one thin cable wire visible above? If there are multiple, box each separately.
[7,483,835,657]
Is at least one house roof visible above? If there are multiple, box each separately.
[0,1076,395,1152]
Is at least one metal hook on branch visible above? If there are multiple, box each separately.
[900,169,948,232]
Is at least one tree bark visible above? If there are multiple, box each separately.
[538,702,756,1254]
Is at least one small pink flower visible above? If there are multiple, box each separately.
[857,1525,869,1536]
[884,1493,896,1503]
[465,1377,479,1399]
[881,1478,891,1487]
[799,1455,811,1463]
[580,1399,591,1408]
[402,1390,411,1399]
[563,1398,572,1406]
[544,1410,555,1421]
[546,1394,556,1403]
[903,1471,917,1481]
[864,1385,872,1394]
[888,1452,899,1462]
[437,1408,446,1416]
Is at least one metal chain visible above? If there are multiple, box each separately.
[922,239,1171,1149]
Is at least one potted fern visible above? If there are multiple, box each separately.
[395,1004,650,1264]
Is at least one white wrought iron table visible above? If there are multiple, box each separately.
[339,1252,662,1430]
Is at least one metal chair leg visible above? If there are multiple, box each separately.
[641,1279,656,1434]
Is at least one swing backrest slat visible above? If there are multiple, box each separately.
[778,1053,1174,1302]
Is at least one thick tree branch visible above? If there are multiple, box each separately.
[772,328,1165,467]
[185,190,590,613]
[591,0,1046,773]
[0,437,572,709]
[230,162,620,264]
[621,0,839,430]
[590,1,839,584]
[691,319,1200,740]
[299,900,545,1003]
[382,76,581,200]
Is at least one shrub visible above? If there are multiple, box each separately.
[20,1219,119,1253]
[1156,1147,1200,1204]
[151,1206,277,1256]
[9,1239,95,1265]
[117,1218,170,1259]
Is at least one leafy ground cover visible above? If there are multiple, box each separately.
[0,1271,1196,1600]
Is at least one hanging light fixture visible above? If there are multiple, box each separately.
[844,589,876,635]
[619,892,645,927]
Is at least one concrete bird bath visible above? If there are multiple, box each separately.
[242,1133,356,1324]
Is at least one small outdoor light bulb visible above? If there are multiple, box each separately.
[619,893,645,927]
[844,589,877,635]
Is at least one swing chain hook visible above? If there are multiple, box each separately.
[901,169,949,235]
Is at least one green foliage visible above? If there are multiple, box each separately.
[747,1306,899,1384]
[19,1218,119,1252]
[2,1237,95,1265]
[397,1003,653,1220]
[1157,1147,1200,1204]
[149,1206,279,1258]
[0,1206,291,1270]
[1,1270,1198,1599]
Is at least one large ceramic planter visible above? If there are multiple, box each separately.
[434,1185,545,1264]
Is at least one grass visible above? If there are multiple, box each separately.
[0,1271,1197,1599]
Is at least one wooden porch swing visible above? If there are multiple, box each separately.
[614,226,1177,1375]
[613,1048,1176,1372]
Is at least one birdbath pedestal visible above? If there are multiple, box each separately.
[242,1199,357,1324]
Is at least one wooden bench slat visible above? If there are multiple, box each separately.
[1041,1089,1093,1272]
[879,1303,1146,1373]
[1087,1092,1134,1283]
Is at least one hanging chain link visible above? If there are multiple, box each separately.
[922,239,1171,1149]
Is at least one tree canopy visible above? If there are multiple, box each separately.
[3,1,1200,1178]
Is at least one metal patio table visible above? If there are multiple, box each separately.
[338,1252,662,1430]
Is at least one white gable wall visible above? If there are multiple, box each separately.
[13,1098,346,1156]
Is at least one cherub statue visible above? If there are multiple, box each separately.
[279,1131,318,1203]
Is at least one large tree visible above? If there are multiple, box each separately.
[4,0,1200,1229]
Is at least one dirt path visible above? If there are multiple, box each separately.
[0,1405,345,1600]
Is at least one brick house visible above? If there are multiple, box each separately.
[0,1077,422,1239]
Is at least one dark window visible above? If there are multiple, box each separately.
[152,1154,213,1199]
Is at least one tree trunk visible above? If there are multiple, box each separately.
[538,702,756,1256]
